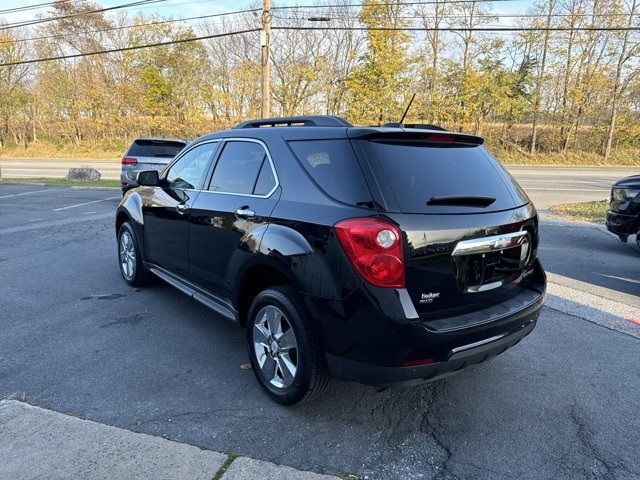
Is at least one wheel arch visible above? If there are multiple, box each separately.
[234,260,301,328]
[115,192,146,261]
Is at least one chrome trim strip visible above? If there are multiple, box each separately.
[149,266,237,322]
[205,137,280,199]
[450,334,505,354]
[451,231,528,256]
[162,137,280,199]
[466,280,504,293]
[397,288,419,319]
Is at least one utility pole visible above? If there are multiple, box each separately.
[261,0,271,118]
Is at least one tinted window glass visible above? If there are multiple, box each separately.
[128,139,186,158]
[209,141,266,194]
[288,139,372,206]
[166,142,217,190]
[253,158,277,195]
[364,141,528,213]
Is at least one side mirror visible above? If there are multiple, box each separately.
[137,170,159,186]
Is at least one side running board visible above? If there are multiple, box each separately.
[149,267,237,323]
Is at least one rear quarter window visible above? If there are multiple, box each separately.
[288,139,372,207]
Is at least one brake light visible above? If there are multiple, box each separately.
[334,217,405,288]
[121,156,137,166]
[424,133,454,143]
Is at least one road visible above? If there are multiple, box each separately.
[507,166,633,209]
[0,184,638,479]
[0,158,637,207]
[0,158,121,180]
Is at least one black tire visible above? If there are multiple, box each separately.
[636,233,640,249]
[117,221,150,287]
[247,286,330,405]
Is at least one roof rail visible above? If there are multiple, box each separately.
[232,115,352,129]
[382,122,448,132]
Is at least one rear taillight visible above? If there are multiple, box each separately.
[121,156,137,166]
[334,217,405,288]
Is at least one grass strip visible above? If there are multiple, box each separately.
[549,200,609,224]
[211,453,239,480]
[2,177,120,188]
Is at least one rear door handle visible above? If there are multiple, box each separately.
[176,203,189,215]
[235,207,255,218]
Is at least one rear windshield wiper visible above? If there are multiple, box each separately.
[426,196,496,207]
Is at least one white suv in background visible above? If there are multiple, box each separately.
[120,137,188,194]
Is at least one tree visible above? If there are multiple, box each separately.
[345,0,410,124]
[0,27,32,148]
[603,0,639,158]
[529,0,557,153]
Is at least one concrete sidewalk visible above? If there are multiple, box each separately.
[0,400,340,480]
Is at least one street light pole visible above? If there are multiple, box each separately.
[261,0,271,118]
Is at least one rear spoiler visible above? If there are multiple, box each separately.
[348,128,484,146]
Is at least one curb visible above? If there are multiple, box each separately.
[0,399,342,480]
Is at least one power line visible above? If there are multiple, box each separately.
[0,28,259,67]
[272,25,640,32]
[0,8,260,45]
[0,0,75,15]
[273,11,635,20]
[0,0,168,31]
[272,0,517,9]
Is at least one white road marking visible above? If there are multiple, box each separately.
[547,279,640,339]
[83,211,97,215]
[0,212,113,235]
[53,196,119,211]
[0,189,53,200]
[596,273,640,285]
[523,187,610,192]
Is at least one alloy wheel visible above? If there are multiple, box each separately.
[252,305,299,389]
[119,230,136,280]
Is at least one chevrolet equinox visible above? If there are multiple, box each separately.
[115,116,546,405]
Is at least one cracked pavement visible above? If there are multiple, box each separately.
[1,184,639,479]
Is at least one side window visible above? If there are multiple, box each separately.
[209,141,274,195]
[166,142,217,190]
[253,158,277,195]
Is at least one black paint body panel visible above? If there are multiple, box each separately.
[115,124,547,386]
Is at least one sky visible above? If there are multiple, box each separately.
[0,0,534,26]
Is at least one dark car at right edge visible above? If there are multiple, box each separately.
[607,174,640,248]
[115,116,546,405]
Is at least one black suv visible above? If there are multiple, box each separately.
[115,116,546,405]
[606,174,640,247]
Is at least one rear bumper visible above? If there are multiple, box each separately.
[606,210,638,236]
[317,260,546,387]
[327,317,537,387]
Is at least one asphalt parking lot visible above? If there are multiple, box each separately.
[1,183,639,479]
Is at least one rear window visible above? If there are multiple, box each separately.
[288,139,372,207]
[127,139,186,158]
[362,141,528,214]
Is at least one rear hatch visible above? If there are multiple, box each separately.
[349,129,540,319]
[124,139,187,171]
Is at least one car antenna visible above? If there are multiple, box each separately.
[398,93,416,126]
